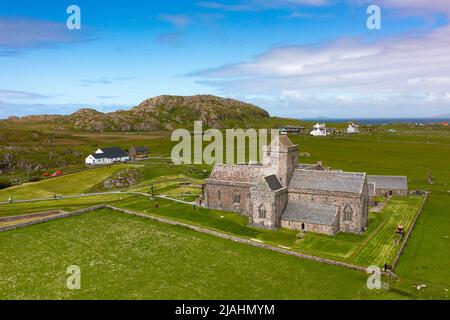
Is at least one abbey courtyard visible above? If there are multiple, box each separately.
[205,135,408,236]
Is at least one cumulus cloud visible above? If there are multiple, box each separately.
[191,19,450,116]
[192,24,450,116]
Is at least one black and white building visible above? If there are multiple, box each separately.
[85,147,130,166]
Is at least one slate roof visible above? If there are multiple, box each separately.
[367,175,408,190]
[208,164,262,184]
[281,201,339,226]
[92,147,128,159]
[278,135,294,147]
[298,163,326,171]
[264,175,283,191]
[289,169,366,194]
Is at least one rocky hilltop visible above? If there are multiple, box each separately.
[5,95,270,132]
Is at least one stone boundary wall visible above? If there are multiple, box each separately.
[104,205,395,277]
[392,193,429,270]
[0,203,398,277]
[0,205,106,233]
[0,210,66,223]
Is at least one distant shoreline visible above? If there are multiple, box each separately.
[301,118,450,125]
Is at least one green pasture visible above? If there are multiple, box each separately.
[0,194,140,218]
[0,209,425,300]
[0,164,136,201]
[0,126,449,299]
[115,195,425,268]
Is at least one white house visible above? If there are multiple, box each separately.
[310,123,327,136]
[85,147,129,166]
[347,123,359,134]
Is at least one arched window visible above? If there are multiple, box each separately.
[259,205,266,219]
[217,190,221,200]
[233,191,241,204]
[344,205,353,222]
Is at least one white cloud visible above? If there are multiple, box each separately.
[193,24,450,116]
[0,17,92,52]
[281,90,305,100]
[0,89,49,100]
[353,0,450,16]
[197,0,330,12]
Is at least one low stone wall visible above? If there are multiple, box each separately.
[0,210,66,223]
[105,205,395,277]
[392,193,428,270]
[1,202,399,277]
[0,205,106,233]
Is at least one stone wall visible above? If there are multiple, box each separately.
[280,219,338,236]
[288,189,367,234]
[0,205,106,233]
[0,202,397,278]
[392,194,428,270]
[105,205,395,277]
[206,183,251,215]
[249,184,288,229]
[0,210,66,223]
[375,188,408,197]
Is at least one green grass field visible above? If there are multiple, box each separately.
[0,194,140,218]
[0,209,428,300]
[113,194,425,268]
[0,164,137,201]
[0,126,449,299]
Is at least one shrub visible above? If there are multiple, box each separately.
[0,176,11,189]
[29,176,42,182]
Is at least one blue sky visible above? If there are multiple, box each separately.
[1,0,450,118]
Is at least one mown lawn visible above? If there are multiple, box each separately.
[0,209,421,300]
[115,195,425,268]
[395,193,450,292]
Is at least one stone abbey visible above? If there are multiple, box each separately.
[205,135,407,236]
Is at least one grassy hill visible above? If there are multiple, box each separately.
[2,95,272,132]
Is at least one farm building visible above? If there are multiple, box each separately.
[278,126,305,135]
[367,175,408,197]
[129,146,149,159]
[85,147,129,166]
[347,123,359,134]
[310,123,328,136]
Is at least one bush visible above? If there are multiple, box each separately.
[0,176,11,189]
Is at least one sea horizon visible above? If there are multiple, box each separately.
[301,117,450,125]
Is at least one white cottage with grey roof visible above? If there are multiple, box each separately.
[206,135,408,235]
[85,147,129,166]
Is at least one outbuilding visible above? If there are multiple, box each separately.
[367,175,408,197]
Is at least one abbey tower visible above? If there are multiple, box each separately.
[262,135,299,187]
